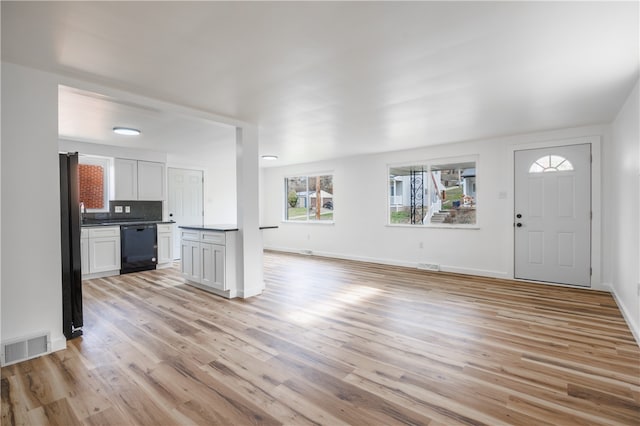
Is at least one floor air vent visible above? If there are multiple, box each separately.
[1,333,50,366]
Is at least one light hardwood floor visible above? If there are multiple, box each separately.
[2,251,639,425]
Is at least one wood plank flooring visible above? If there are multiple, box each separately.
[2,251,639,425]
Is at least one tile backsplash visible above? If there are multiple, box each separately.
[83,200,162,222]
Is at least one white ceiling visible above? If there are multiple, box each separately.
[2,2,638,166]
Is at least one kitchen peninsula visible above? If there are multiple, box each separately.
[179,224,277,299]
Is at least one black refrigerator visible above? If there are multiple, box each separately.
[59,152,83,339]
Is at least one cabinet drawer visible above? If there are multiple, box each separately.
[157,224,173,233]
[88,226,120,238]
[201,231,225,245]
[181,230,200,241]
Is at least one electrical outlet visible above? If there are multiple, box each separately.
[125,206,131,213]
[114,206,123,213]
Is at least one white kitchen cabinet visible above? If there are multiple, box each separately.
[138,161,165,200]
[200,243,225,290]
[180,228,237,298]
[114,158,165,201]
[180,238,201,282]
[157,223,174,267]
[114,158,138,200]
[80,228,89,276]
[84,226,121,278]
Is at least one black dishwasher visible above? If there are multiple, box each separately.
[120,224,157,274]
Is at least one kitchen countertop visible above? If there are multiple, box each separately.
[82,220,175,228]
[179,224,278,232]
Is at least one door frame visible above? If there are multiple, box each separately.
[508,135,604,290]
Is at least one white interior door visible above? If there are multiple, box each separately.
[168,168,203,259]
[514,144,591,287]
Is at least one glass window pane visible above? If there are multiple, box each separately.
[286,176,307,221]
[529,163,544,173]
[550,155,564,168]
[556,160,574,171]
[389,162,475,226]
[285,175,333,222]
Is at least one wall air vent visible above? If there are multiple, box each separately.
[1,332,50,366]
[417,263,440,272]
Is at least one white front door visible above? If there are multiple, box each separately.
[168,168,203,259]
[514,144,591,287]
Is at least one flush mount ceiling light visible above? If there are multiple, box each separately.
[113,127,141,136]
[261,155,278,160]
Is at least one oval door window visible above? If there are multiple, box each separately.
[528,155,574,173]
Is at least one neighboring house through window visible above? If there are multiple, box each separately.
[285,174,334,221]
[389,158,477,226]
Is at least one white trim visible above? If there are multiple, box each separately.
[51,336,67,353]
[608,283,640,347]
[264,246,509,279]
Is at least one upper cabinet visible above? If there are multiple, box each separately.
[114,158,165,200]
[114,158,138,199]
[137,161,165,200]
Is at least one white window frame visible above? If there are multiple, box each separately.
[283,172,334,224]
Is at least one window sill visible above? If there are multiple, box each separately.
[386,223,480,230]
[282,220,335,225]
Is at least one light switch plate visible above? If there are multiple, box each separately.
[114,206,123,213]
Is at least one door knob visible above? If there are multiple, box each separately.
[516,223,523,227]
[169,213,173,217]
[516,214,522,218]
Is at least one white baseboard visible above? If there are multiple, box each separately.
[264,246,509,280]
[51,336,67,353]
[608,283,640,347]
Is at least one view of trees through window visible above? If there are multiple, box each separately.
[389,161,476,225]
[285,175,334,221]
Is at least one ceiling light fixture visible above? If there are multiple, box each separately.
[261,155,278,160]
[113,127,141,136]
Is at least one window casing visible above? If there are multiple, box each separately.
[285,174,334,222]
[79,155,112,213]
[388,159,477,226]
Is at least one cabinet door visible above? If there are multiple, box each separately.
[201,243,225,290]
[138,161,165,200]
[157,231,173,264]
[180,240,200,282]
[89,237,121,273]
[114,158,138,200]
[81,237,89,275]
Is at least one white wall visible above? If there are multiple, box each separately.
[610,79,640,342]
[263,125,609,288]
[1,63,66,352]
[168,146,237,225]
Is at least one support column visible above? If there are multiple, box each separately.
[235,125,264,298]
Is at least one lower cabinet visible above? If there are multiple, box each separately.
[157,223,174,267]
[200,243,225,290]
[180,229,236,298]
[82,226,121,278]
[180,238,201,282]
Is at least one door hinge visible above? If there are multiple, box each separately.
[590,267,592,276]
